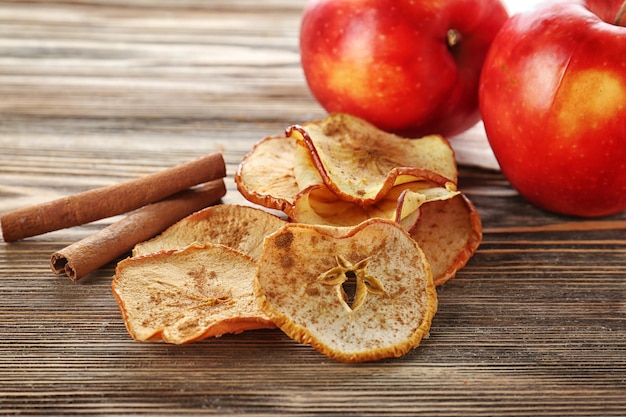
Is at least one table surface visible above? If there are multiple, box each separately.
[1,1,625,415]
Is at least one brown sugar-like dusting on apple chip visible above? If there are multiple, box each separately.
[411,194,483,286]
[254,218,437,363]
[113,243,275,345]
[132,204,286,260]
[287,113,458,205]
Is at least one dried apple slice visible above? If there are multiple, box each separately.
[113,243,275,345]
[389,181,460,232]
[235,135,300,215]
[255,218,437,362]
[132,204,286,260]
[290,184,369,227]
[287,113,458,205]
[410,194,483,286]
[293,141,324,190]
[291,178,459,229]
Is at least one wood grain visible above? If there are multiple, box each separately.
[1,1,625,416]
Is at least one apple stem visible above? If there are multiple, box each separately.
[616,0,626,26]
[447,29,462,49]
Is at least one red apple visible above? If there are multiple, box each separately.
[479,0,626,217]
[299,0,508,138]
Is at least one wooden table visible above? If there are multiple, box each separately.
[1,1,625,415]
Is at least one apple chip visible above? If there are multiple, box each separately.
[287,113,457,205]
[411,194,483,286]
[113,243,275,345]
[255,218,437,362]
[235,135,300,215]
[293,140,325,190]
[132,204,286,260]
[292,179,459,230]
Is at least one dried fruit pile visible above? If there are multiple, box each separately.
[236,113,482,286]
[113,113,482,362]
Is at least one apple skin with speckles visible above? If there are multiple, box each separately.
[299,0,508,138]
[479,0,626,217]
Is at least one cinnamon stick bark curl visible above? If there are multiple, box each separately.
[50,179,226,281]
[1,152,225,242]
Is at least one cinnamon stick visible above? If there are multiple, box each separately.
[50,179,226,281]
[1,152,226,242]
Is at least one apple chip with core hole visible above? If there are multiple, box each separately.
[132,204,286,260]
[113,243,275,345]
[255,218,437,362]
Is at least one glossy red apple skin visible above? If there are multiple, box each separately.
[479,0,626,217]
[299,0,508,138]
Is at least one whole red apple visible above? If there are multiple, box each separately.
[479,0,626,217]
[299,0,508,138]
